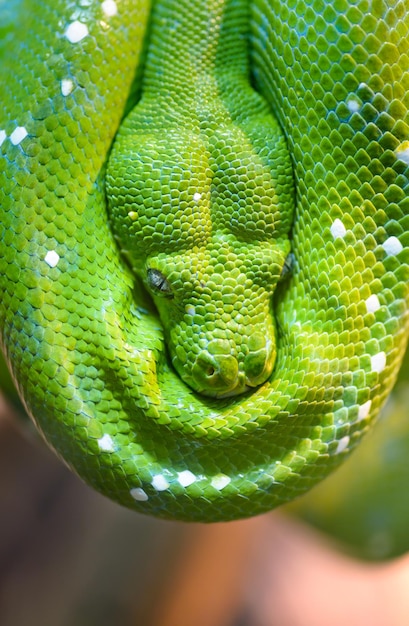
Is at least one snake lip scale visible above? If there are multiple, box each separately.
[0,0,409,522]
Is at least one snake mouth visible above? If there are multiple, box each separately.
[217,383,251,399]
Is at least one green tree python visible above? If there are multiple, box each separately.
[0,0,409,524]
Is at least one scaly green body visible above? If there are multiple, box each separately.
[0,0,409,522]
[107,0,293,396]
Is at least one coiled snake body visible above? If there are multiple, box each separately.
[0,0,409,522]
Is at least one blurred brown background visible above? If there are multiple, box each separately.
[1,394,409,626]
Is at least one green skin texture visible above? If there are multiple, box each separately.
[288,369,409,560]
[0,0,409,522]
[107,0,294,398]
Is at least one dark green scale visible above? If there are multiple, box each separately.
[107,0,294,397]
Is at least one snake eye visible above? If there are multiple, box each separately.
[147,268,173,297]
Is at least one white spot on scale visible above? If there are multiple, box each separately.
[395,141,409,164]
[335,435,350,454]
[61,79,74,96]
[358,400,372,421]
[193,192,202,202]
[97,434,115,452]
[371,352,386,374]
[10,126,28,145]
[151,474,170,491]
[396,148,409,164]
[44,250,60,267]
[102,0,118,16]
[211,474,231,490]
[382,236,403,256]
[130,487,149,502]
[347,99,360,113]
[177,470,196,487]
[186,305,195,316]
[397,149,409,164]
[365,294,380,314]
[0,130,6,146]
[330,218,347,239]
[65,21,89,43]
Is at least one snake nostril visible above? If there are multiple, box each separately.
[244,340,275,386]
[192,350,239,393]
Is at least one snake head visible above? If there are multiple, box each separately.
[140,238,290,397]
[106,96,294,397]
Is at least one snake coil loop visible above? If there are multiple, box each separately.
[0,0,408,522]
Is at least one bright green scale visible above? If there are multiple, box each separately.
[0,0,409,522]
